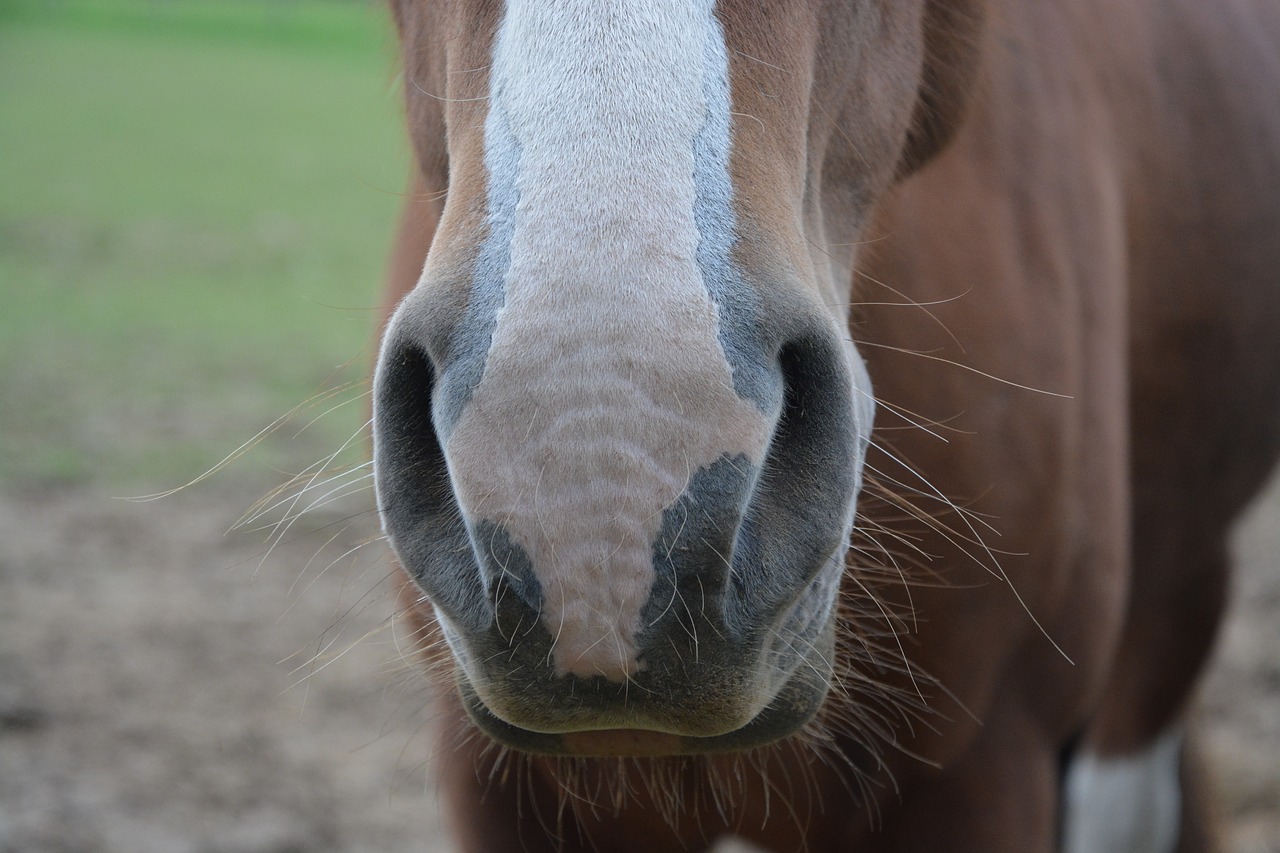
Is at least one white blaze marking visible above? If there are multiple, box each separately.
[445,0,773,679]
[1061,727,1183,853]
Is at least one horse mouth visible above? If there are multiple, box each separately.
[454,641,834,757]
[559,730,686,758]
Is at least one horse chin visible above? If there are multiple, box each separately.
[453,616,837,758]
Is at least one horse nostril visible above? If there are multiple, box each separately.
[373,335,489,633]
[728,333,868,621]
[374,338,447,529]
[772,337,862,483]
[374,340,440,487]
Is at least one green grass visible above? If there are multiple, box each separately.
[0,0,408,488]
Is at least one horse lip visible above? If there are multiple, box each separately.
[560,729,685,758]
[458,683,827,757]
[453,618,835,757]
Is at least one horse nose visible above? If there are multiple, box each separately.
[373,281,873,737]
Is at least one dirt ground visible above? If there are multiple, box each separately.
[1,473,1277,852]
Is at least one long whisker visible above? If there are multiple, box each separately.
[852,338,1073,399]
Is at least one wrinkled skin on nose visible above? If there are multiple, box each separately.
[373,0,880,754]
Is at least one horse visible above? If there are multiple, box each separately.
[370,0,1280,850]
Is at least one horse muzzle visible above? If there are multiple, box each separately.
[372,276,873,755]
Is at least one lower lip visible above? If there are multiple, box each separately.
[559,729,684,757]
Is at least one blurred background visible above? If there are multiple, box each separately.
[0,1,446,849]
[0,2,1276,851]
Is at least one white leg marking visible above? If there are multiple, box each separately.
[1062,727,1183,853]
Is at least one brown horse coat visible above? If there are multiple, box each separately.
[374,1,1280,850]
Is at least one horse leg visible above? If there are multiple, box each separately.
[1061,489,1231,853]
[1064,5,1280,843]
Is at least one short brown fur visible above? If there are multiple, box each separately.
[378,0,1280,849]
